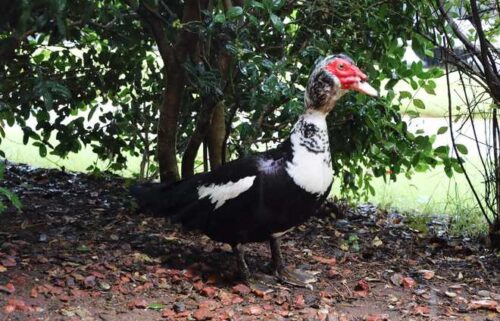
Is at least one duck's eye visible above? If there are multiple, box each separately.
[338,63,345,70]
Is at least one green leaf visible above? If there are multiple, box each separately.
[444,165,453,178]
[413,98,425,109]
[434,145,449,157]
[270,13,284,33]
[424,86,436,95]
[9,193,21,210]
[437,126,448,135]
[452,161,464,173]
[226,6,243,19]
[214,13,225,23]
[49,81,72,99]
[0,187,21,211]
[249,0,265,9]
[271,0,286,9]
[455,144,468,155]
[399,91,412,99]
[148,303,165,311]
[406,110,420,118]
[33,142,47,157]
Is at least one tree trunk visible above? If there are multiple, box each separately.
[207,101,226,169]
[206,36,232,169]
[181,99,218,178]
[142,0,201,182]
[158,48,184,183]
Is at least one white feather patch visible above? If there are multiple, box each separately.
[198,176,256,209]
[286,111,333,195]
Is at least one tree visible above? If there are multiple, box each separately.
[4,0,496,244]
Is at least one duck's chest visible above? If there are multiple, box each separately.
[285,115,333,195]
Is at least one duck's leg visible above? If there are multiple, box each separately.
[232,244,276,293]
[269,237,316,288]
[232,243,251,280]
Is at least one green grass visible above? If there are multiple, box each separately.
[1,126,142,176]
[360,161,489,236]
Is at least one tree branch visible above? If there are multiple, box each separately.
[436,0,481,56]
[470,0,500,104]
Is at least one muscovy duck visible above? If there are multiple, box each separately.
[131,54,377,286]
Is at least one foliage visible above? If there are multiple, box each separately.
[0,0,493,204]
[0,162,21,213]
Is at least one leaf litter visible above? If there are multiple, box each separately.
[0,163,498,320]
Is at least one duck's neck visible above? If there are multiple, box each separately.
[290,110,329,154]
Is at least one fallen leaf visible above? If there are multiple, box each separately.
[6,298,32,312]
[402,277,416,289]
[445,291,457,298]
[246,305,263,315]
[413,305,430,316]
[293,294,305,308]
[161,309,176,318]
[200,300,219,312]
[1,258,16,267]
[250,283,274,297]
[0,283,15,294]
[232,283,251,295]
[468,299,498,311]
[354,280,370,297]
[390,273,403,286]
[201,286,217,297]
[30,287,38,298]
[193,307,213,320]
[312,255,336,265]
[371,236,383,247]
[0,265,6,273]
[326,267,340,278]
[58,294,70,302]
[4,305,15,314]
[364,313,389,321]
[418,269,435,280]
[84,275,96,288]
[127,298,148,310]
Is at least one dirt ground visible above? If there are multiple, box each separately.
[0,163,498,321]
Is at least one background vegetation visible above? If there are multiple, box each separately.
[0,0,498,245]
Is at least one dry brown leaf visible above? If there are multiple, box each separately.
[468,299,498,311]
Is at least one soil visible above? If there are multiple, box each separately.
[0,163,498,321]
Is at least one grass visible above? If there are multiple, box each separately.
[362,163,489,237]
[1,126,143,176]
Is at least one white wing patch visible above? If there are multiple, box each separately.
[197,176,256,209]
[286,111,333,195]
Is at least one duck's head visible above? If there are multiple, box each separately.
[305,54,378,114]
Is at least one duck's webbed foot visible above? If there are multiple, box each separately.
[269,237,316,289]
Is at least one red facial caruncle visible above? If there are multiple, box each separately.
[324,58,377,96]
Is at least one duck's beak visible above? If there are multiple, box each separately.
[350,80,378,97]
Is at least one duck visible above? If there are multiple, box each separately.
[131,53,378,287]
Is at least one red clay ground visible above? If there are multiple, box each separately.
[0,163,498,321]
